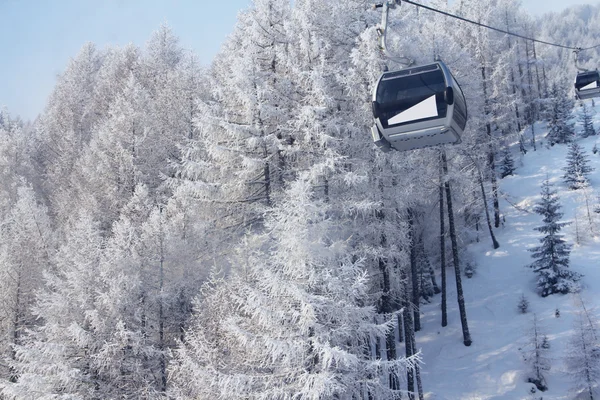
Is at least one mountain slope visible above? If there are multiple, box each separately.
[418,100,600,400]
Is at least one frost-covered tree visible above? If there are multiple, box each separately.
[564,300,600,400]
[522,314,550,392]
[2,209,166,399]
[0,114,36,211]
[70,75,151,231]
[1,214,108,398]
[579,103,597,138]
[170,169,418,399]
[573,176,599,241]
[37,42,104,225]
[546,83,575,145]
[528,179,580,296]
[0,187,53,384]
[178,0,293,234]
[563,142,594,190]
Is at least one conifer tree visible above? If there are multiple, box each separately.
[499,147,516,178]
[0,187,53,384]
[546,83,575,145]
[517,293,529,314]
[528,179,580,296]
[563,142,594,190]
[579,103,597,138]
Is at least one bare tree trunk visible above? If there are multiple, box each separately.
[416,362,424,400]
[403,272,415,399]
[408,209,421,332]
[9,271,22,383]
[525,40,535,99]
[263,158,272,208]
[158,207,167,394]
[442,150,472,346]
[532,41,542,99]
[475,164,500,249]
[377,205,403,393]
[542,63,548,97]
[403,267,424,400]
[398,313,405,343]
[439,156,447,328]
[531,123,537,152]
[481,65,501,228]
[505,11,522,133]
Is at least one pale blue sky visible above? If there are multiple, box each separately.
[0,0,597,121]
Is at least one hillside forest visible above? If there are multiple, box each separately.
[1,0,600,398]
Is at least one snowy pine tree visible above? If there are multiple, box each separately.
[499,147,516,178]
[518,293,530,314]
[563,142,594,190]
[528,179,580,297]
[546,83,575,145]
[579,103,597,138]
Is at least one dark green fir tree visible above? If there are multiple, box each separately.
[500,147,516,178]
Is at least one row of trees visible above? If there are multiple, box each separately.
[0,0,599,398]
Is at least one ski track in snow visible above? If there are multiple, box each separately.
[418,100,600,400]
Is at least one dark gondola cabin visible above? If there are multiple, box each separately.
[575,70,600,100]
[371,61,467,152]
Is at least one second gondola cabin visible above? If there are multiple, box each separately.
[371,61,467,152]
[575,70,600,100]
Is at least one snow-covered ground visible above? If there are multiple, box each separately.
[418,99,600,400]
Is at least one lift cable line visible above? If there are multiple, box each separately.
[391,0,600,52]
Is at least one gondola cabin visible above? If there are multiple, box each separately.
[575,70,600,100]
[371,61,467,152]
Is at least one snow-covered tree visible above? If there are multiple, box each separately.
[528,179,580,297]
[563,142,594,190]
[573,176,599,240]
[564,299,600,400]
[499,147,516,178]
[0,187,53,384]
[37,42,104,226]
[2,209,166,399]
[522,313,550,392]
[546,83,575,145]
[170,169,419,399]
[1,214,108,398]
[0,115,37,212]
[579,103,597,138]
[518,293,530,314]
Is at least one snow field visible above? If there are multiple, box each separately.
[417,99,600,400]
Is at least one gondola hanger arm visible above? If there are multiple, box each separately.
[573,48,588,72]
[373,0,414,68]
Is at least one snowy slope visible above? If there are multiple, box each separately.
[418,99,600,400]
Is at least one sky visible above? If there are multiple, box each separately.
[0,0,598,121]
